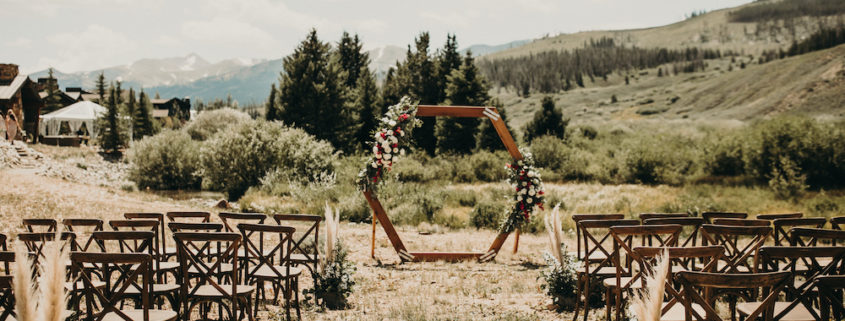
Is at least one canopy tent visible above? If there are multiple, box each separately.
[38,101,106,139]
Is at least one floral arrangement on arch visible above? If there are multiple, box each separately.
[500,149,545,233]
[356,96,422,193]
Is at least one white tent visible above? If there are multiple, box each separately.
[39,101,107,139]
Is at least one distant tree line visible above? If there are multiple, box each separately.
[267,30,508,155]
[96,72,159,153]
[477,37,728,95]
[729,0,845,23]
[758,25,845,64]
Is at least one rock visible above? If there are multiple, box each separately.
[214,199,230,209]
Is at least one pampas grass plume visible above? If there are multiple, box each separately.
[323,203,340,269]
[13,242,36,321]
[632,249,670,321]
[544,203,563,264]
[38,228,70,321]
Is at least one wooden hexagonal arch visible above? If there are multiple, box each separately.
[363,105,522,263]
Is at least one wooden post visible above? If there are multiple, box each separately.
[371,210,377,259]
[513,228,520,254]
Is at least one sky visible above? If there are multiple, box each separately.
[1,0,752,74]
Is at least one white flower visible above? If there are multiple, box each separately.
[389,120,397,127]
[518,160,524,166]
[387,130,394,136]
[527,198,533,203]
[390,136,398,144]
[382,142,390,150]
[521,189,527,195]
[529,190,535,196]
[400,149,406,156]
[522,182,527,186]
[373,146,378,153]
[371,162,378,168]
[517,196,523,201]
[400,131,405,137]
[374,133,381,139]
[376,153,382,159]
[384,154,392,160]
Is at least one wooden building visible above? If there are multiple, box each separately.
[151,97,191,121]
[0,64,43,140]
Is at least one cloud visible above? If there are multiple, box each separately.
[39,24,136,72]
[6,37,32,48]
[181,17,276,48]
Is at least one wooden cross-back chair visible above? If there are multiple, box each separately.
[756,212,803,221]
[0,252,14,321]
[605,224,681,321]
[830,216,845,230]
[702,212,748,224]
[125,213,169,260]
[238,223,301,321]
[166,211,211,223]
[814,275,845,320]
[677,271,791,321]
[633,246,725,321]
[110,219,180,284]
[271,214,321,276]
[71,252,178,321]
[700,224,771,273]
[712,218,771,227]
[17,232,76,261]
[91,231,180,313]
[571,214,625,261]
[771,218,826,246]
[644,217,705,248]
[638,213,689,222]
[740,246,845,321]
[218,212,270,278]
[790,228,845,247]
[173,232,254,321]
[63,218,104,252]
[0,234,6,251]
[22,218,57,232]
[573,219,639,321]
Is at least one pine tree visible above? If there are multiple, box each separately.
[476,98,513,151]
[380,67,404,114]
[115,81,123,106]
[436,34,462,102]
[277,29,349,150]
[100,83,125,152]
[353,67,380,150]
[43,68,63,114]
[96,72,106,104]
[337,32,369,88]
[406,32,440,155]
[135,90,158,139]
[524,96,568,143]
[265,83,278,121]
[436,51,490,154]
[126,88,137,140]
[154,92,160,99]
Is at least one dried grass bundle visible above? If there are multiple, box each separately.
[323,203,340,268]
[38,230,70,321]
[12,242,36,321]
[543,203,563,263]
[632,249,670,321]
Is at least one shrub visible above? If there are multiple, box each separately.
[524,96,568,143]
[199,120,335,200]
[128,130,201,190]
[623,134,700,185]
[470,199,505,230]
[184,108,252,141]
[768,157,808,199]
[305,242,355,309]
[705,132,745,176]
[467,151,507,182]
[540,250,578,312]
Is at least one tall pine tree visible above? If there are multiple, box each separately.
[265,83,278,121]
[404,33,440,155]
[353,67,380,150]
[436,34,462,103]
[43,68,63,114]
[435,51,490,154]
[476,98,514,151]
[275,29,348,150]
[126,88,136,140]
[337,32,368,89]
[524,96,568,143]
[100,83,125,152]
[96,72,106,104]
[135,90,158,139]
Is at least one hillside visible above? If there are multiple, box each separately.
[484,3,845,61]
[495,43,845,131]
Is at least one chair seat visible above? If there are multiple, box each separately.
[603,276,643,289]
[737,301,819,321]
[717,261,752,273]
[66,280,105,291]
[156,262,180,271]
[125,283,180,294]
[100,309,177,321]
[251,265,302,279]
[290,253,317,263]
[187,263,233,275]
[190,284,255,298]
[237,248,276,258]
[578,266,617,276]
[582,251,608,262]
[661,302,706,321]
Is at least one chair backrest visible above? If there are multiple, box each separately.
[771,218,826,246]
[218,212,266,233]
[676,271,791,321]
[167,222,224,233]
[109,219,161,259]
[790,228,845,247]
[571,214,625,260]
[62,218,104,252]
[633,246,724,318]
[756,212,803,221]
[608,225,681,292]
[17,232,76,259]
[638,213,689,222]
[830,216,845,230]
[238,223,295,281]
[0,251,13,321]
[22,218,57,232]
[91,231,156,262]
[578,219,639,275]
[644,217,705,248]
[272,214,322,265]
[0,233,6,251]
[702,212,747,224]
[124,213,167,259]
[173,232,241,301]
[712,218,771,227]
[166,211,211,223]
[814,275,845,320]
[759,246,845,321]
[700,224,771,273]
[71,252,153,321]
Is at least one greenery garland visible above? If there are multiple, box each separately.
[357,96,545,233]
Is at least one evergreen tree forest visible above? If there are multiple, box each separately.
[476,37,726,94]
[267,30,495,154]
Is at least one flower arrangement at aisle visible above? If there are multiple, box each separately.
[540,204,579,311]
[306,204,356,310]
[499,148,545,233]
[356,96,422,193]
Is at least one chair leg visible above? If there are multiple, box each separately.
[583,276,591,321]
[573,275,583,321]
[606,286,612,321]
[294,278,301,320]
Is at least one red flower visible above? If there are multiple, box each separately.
[380,132,386,139]
[538,191,544,195]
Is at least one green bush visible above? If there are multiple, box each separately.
[467,151,507,182]
[199,120,335,200]
[705,131,746,176]
[470,199,505,230]
[128,130,201,189]
[623,133,700,185]
[184,108,252,141]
